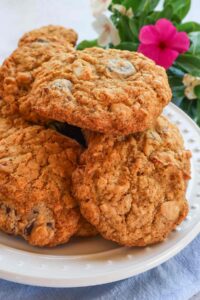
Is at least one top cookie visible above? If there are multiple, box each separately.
[18,25,78,48]
[72,116,191,246]
[26,48,172,135]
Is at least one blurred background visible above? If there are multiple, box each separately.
[0,0,199,63]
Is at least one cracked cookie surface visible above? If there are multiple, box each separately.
[18,25,78,48]
[0,40,73,122]
[0,113,84,247]
[72,116,191,246]
[26,47,172,134]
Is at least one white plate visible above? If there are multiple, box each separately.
[0,103,200,287]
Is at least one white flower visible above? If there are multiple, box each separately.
[90,0,112,16]
[93,15,120,47]
[183,74,200,100]
[112,4,134,18]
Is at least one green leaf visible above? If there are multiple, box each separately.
[177,22,200,33]
[146,5,174,24]
[138,0,160,15]
[110,14,119,26]
[164,0,191,22]
[189,32,200,55]
[176,54,200,77]
[129,18,140,38]
[138,10,149,28]
[114,41,139,51]
[194,85,200,99]
[122,0,159,15]
[169,76,184,88]
[171,86,185,104]
[117,15,134,41]
[168,69,185,104]
[76,39,98,50]
[191,104,198,121]
[117,0,142,14]
[146,0,160,11]
[179,97,195,119]
[168,66,185,77]
[197,98,200,125]
[111,0,121,3]
[172,94,184,104]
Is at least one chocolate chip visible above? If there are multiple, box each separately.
[6,207,11,214]
[35,38,49,43]
[24,222,35,236]
[47,222,54,228]
[0,204,12,214]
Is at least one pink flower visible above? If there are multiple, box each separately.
[138,19,190,69]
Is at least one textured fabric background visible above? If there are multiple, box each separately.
[0,1,200,299]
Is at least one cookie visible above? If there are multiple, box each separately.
[18,25,78,48]
[0,113,84,247]
[72,116,191,247]
[76,216,98,237]
[26,48,172,135]
[0,41,73,122]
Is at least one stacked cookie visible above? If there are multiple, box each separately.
[0,25,191,247]
[0,26,97,247]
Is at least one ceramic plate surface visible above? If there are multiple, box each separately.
[0,103,200,287]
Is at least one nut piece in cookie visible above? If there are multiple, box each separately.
[18,25,78,47]
[0,39,73,122]
[27,48,172,135]
[72,116,191,247]
[0,114,83,247]
[107,58,136,76]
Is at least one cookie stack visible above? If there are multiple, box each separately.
[0,25,191,247]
